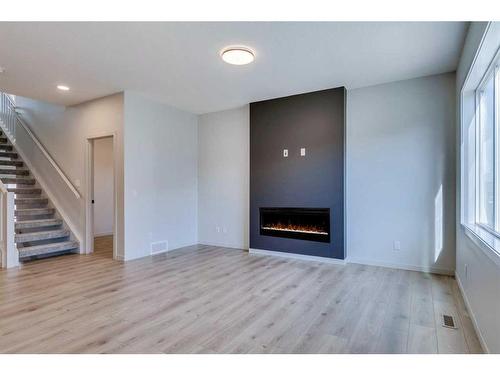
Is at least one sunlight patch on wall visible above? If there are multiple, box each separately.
[434,184,443,262]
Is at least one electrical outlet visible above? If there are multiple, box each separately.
[300,148,306,156]
[393,240,401,251]
[283,149,288,157]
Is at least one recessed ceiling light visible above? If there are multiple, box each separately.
[221,46,255,65]
[57,85,70,91]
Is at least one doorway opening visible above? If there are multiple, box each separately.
[85,134,117,259]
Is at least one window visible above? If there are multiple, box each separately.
[476,67,498,232]
[462,52,500,251]
[460,24,500,259]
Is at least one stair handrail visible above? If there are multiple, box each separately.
[0,92,81,199]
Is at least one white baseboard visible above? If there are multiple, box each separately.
[123,242,198,262]
[94,232,113,238]
[168,242,199,252]
[199,241,247,251]
[455,271,489,354]
[347,257,454,275]
[249,248,346,265]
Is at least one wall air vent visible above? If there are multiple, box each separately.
[150,240,169,255]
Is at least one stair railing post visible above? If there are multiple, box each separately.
[1,190,18,268]
[0,191,4,268]
[6,192,17,268]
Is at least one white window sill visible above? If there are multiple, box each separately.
[461,223,500,267]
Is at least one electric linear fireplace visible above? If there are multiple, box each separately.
[260,207,330,243]
[250,87,345,259]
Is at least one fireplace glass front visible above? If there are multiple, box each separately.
[259,207,330,243]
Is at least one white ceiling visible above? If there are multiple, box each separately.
[0,22,468,114]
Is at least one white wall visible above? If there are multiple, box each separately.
[93,137,114,237]
[12,93,124,256]
[196,74,456,272]
[347,73,456,274]
[455,22,500,353]
[198,106,249,249]
[123,92,198,260]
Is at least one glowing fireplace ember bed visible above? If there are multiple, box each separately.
[259,207,330,243]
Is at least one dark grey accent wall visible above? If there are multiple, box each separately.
[250,87,346,259]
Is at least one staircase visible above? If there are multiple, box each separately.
[0,130,79,261]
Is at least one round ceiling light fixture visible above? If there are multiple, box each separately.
[221,46,255,65]
[57,85,70,91]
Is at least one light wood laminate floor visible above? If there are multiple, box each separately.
[0,238,483,354]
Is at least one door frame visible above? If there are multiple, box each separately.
[84,131,118,259]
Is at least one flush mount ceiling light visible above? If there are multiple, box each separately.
[221,46,255,65]
[57,85,70,91]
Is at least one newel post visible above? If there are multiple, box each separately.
[1,192,18,268]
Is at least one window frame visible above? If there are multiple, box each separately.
[459,23,500,266]
[473,56,500,239]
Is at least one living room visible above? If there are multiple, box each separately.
[0,1,498,373]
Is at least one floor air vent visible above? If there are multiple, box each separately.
[442,314,456,329]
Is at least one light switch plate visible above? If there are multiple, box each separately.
[283,149,288,157]
[300,148,306,156]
